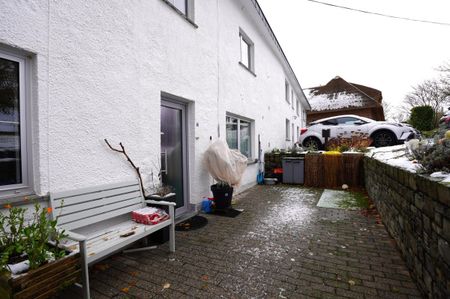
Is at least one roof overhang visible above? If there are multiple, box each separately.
[243,0,311,110]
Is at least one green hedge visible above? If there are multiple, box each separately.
[409,105,435,131]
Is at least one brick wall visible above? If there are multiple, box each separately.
[364,157,450,298]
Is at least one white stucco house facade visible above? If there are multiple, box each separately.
[0,0,310,216]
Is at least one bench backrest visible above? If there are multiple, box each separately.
[49,181,145,231]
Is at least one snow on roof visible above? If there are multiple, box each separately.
[307,91,366,112]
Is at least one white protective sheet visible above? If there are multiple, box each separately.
[204,139,248,186]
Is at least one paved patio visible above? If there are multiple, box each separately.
[71,185,422,298]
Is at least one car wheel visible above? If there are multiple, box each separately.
[303,137,322,150]
[371,130,397,147]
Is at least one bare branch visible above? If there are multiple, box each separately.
[104,139,146,196]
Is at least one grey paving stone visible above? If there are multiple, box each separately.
[58,185,422,298]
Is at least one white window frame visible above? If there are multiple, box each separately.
[239,29,255,73]
[226,114,253,158]
[0,49,32,199]
[296,98,300,116]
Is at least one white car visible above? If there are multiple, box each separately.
[299,115,420,149]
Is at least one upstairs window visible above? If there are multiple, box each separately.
[239,30,255,73]
[285,119,290,140]
[226,115,252,158]
[285,81,290,104]
[167,0,187,14]
[163,0,195,23]
[291,90,294,109]
[0,50,31,198]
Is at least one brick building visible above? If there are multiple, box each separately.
[304,76,385,124]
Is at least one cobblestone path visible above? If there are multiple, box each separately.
[81,185,422,298]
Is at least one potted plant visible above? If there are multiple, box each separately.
[0,202,80,299]
[210,181,233,210]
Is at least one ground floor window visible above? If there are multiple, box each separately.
[226,115,252,158]
[0,50,30,197]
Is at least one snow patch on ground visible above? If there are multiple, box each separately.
[308,92,365,111]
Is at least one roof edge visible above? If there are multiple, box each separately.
[250,0,311,110]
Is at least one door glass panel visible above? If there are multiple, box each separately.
[161,105,184,210]
[226,116,238,149]
[240,120,250,157]
[0,57,22,186]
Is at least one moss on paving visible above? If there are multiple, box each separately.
[337,191,369,209]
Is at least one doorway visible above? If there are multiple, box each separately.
[160,99,188,215]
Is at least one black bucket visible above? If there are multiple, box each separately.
[211,184,233,209]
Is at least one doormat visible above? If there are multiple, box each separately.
[175,215,208,231]
[317,189,369,210]
[210,208,243,218]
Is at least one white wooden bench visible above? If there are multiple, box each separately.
[49,180,176,299]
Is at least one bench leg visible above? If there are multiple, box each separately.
[169,205,175,252]
[80,239,90,299]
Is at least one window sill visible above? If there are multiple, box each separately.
[0,194,48,206]
[238,62,257,77]
[161,0,198,28]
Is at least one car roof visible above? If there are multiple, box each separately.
[311,114,375,124]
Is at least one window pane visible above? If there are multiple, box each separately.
[240,120,250,157]
[169,0,187,14]
[0,57,22,186]
[292,123,294,142]
[240,36,249,68]
[286,119,290,139]
[226,117,238,150]
[285,82,289,103]
[337,117,359,125]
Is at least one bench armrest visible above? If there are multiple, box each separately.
[65,230,87,242]
[145,200,176,207]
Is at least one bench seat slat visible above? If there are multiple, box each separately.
[51,181,140,201]
[52,185,141,207]
[60,220,172,264]
[59,203,144,231]
[86,220,171,264]
[55,191,142,217]
[58,196,142,225]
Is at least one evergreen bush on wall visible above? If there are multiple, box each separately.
[409,105,435,131]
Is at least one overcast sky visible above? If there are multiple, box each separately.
[257,0,450,119]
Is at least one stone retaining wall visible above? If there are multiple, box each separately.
[364,157,450,298]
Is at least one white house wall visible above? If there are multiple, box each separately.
[0,0,307,205]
